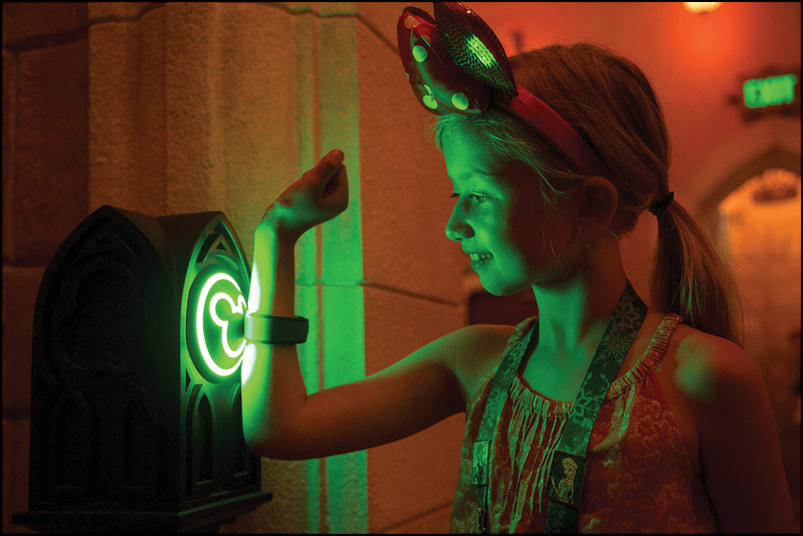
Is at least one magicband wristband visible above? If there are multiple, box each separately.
[245,313,309,345]
[397,2,612,180]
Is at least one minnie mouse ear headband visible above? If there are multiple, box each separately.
[397,2,611,179]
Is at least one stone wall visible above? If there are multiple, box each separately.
[3,2,464,533]
[4,1,801,533]
[3,3,89,533]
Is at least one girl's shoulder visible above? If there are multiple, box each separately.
[666,321,754,403]
[449,323,518,407]
[451,316,753,409]
[663,322,795,532]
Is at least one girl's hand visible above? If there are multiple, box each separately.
[260,149,349,241]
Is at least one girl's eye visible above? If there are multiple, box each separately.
[450,193,490,204]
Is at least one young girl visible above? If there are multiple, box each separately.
[240,4,795,533]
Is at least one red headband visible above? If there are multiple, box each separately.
[397,3,611,179]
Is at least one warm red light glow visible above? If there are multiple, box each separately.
[683,2,723,14]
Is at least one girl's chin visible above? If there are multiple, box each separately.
[479,276,531,297]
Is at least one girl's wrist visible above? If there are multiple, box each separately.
[256,215,301,246]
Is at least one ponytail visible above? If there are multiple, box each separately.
[434,42,745,346]
[652,202,745,346]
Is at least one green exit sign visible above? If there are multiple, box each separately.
[735,68,801,122]
[743,74,798,108]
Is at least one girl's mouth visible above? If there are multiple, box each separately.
[470,253,493,270]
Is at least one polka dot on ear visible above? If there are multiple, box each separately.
[413,45,428,63]
[404,15,419,29]
[422,85,438,109]
[452,92,469,110]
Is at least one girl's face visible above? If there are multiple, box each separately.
[443,132,584,296]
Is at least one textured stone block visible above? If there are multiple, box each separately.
[2,267,44,419]
[276,3,317,15]
[12,40,88,265]
[2,2,87,48]
[358,24,464,305]
[317,2,358,17]
[3,49,15,264]
[363,285,464,532]
[369,413,463,533]
[363,284,463,376]
[318,14,363,287]
[221,457,320,534]
[3,418,33,534]
[88,2,300,259]
[384,503,453,534]
[87,2,158,21]
[87,10,167,217]
[322,284,369,533]
[210,2,300,261]
[358,2,430,50]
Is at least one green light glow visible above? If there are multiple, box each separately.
[196,272,246,377]
[466,35,496,68]
[743,74,798,108]
[209,290,247,358]
[240,342,257,387]
[422,84,438,110]
[319,16,367,531]
[323,286,367,534]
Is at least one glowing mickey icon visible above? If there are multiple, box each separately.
[209,291,247,359]
[196,272,246,378]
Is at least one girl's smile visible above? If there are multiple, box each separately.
[442,130,581,296]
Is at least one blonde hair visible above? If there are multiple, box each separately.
[431,42,744,346]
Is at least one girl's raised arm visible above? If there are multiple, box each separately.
[240,150,497,460]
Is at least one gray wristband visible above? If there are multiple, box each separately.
[245,314,309,345]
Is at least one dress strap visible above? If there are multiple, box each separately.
[607,313,684,399]
[545,282,648,533]
[471,315,539,533]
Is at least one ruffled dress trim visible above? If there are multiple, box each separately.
[499,313,685,515]
[502,313,684,415]
[450,312,717,534]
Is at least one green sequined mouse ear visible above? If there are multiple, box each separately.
[433,2,518,96]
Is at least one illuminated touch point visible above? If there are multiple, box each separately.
[452,92,469,110]
[196,272,246,377]
[413,45,428,63]
[422,84,438,109]
[209,291,247,358]
[404,15,419,29]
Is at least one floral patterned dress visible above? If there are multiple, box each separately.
[450,314,719,533]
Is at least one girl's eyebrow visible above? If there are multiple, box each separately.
[448,172,499,183]
[449,174,510,195]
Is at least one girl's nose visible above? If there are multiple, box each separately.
[445,204,472,242]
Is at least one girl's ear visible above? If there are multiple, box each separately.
[574,176,619,234]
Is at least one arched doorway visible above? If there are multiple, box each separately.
[714,167,801,425]
[692,122,801,526]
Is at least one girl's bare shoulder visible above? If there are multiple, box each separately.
[664,323,795,532]
[449,323,518,407]
[667,322,754,403]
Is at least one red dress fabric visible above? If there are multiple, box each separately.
[450,314,719,533]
